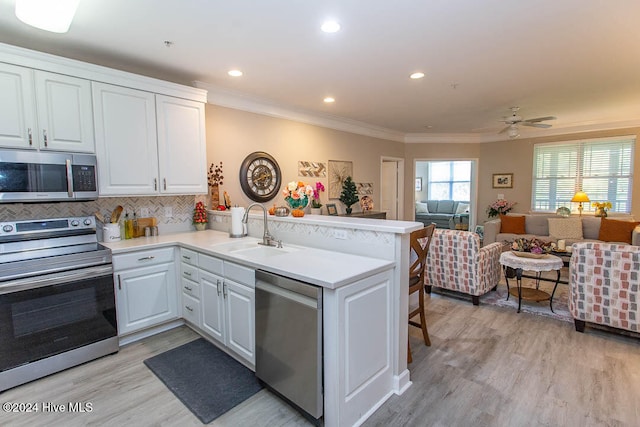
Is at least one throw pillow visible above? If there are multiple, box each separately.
[415,202,429,214]
[598,217,640,244]
[455,202,469,214]
[548,218,583,240]
[500,214,526,234]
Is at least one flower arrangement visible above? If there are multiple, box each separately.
[487,199,516,218]
[592,201,611,217]
[311,182,325,208]
[193,201,208,224]
[511,237,554,254]
[282,181,314,210]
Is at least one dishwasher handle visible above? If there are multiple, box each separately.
[256,270,322,309]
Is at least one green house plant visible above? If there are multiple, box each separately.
[339,176,359,215]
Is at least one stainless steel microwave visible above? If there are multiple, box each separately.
[0,150,98,203]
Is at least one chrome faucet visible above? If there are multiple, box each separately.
[242,203,282,247]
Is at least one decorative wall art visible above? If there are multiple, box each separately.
[297,161,327,177]
[492,173,513,188]
[356,182,373,195]
[328,160,353,199]
[415,178,422,191]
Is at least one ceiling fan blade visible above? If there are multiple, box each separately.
[521,122,552,128]
[498,125,511,134]
[524,116,557,123]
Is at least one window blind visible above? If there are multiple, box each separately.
[532,137,635,213]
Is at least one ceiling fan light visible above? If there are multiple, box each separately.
[15,0,80,33]
[508,127,519,139]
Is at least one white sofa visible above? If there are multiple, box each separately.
[483,214,640,246]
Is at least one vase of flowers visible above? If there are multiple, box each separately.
[592,201,611,217]
[487,199,516,218]
[511,237,554,254]
[208,161,224,210]
[193,201,208,231]
[282,181,314,211]
[310,181,325,214]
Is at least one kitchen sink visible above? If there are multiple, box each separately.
[231,245,301,257]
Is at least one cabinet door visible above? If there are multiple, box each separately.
[225,279,255,364]
[0,63,36,149]
[93,82,159,195]
[156,95,207,194]
[116,262,178,335]
[34,71,94,153]
[200,270,225,344]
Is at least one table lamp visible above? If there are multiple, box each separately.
[571,191,590,216]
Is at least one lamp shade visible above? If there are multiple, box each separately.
[15,0,80,33]
[571,191,590,203]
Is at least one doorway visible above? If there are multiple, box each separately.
[414,159,478,230]
[380,157,404,220]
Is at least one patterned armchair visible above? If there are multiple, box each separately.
[569,242,640,333]
[425,229,503,305]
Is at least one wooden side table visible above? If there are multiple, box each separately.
[499,251,564,313]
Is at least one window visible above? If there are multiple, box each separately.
[532,136,635,213]
[428,161,470,201]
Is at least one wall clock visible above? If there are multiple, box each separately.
[239,151,282,202]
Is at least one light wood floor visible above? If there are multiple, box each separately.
[3,294,640,427]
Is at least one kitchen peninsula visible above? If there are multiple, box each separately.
[103,212,422,426]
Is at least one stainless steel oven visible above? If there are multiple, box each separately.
[0,216,117,392]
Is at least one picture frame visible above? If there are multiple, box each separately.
[415,177,422,191]
[492,173,513,188]
[326,203,338,216]
[474,225,484,240]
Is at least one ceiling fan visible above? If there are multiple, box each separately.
[499,107,556,138]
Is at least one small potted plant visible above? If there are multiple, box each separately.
[339,176,359,215]
[193,201,208,231]
[311,181,325,214]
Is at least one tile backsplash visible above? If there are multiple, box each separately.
[0,195,207,232]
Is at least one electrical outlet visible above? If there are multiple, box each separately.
[164,206,173,218]
[498,193,504,200]
[140,207,150,218]
[333,229,347,240]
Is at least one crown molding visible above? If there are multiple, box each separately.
[194,81,405,142]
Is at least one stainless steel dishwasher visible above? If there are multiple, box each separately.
[255,270,323,422]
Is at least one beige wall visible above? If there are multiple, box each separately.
[206,105,640,223]
[205,105,405,213]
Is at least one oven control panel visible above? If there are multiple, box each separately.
[0,216,95,237]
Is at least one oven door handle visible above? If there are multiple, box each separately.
[0,265,113,295]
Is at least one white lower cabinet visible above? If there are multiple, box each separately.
[113,247,178,335]
[180,248,255,365]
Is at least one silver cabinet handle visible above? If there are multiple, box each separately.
[154,178,157,191]
[216,279,221,296]
[118,275,122,290]
[184,285,192,291]
[137,256,155,261]
[185,305,193,312]
[163,178,167,190]
[43,130,48,147]
[223,282,228,298]
[184,271,192,277]
[28,128,32,146]
[182,255,191,260]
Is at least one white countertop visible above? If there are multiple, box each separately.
[102,230,394,289]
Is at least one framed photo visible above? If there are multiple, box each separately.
[328,160,353,199]
[474,225,484,240]
[492,173,513,188]
[326,203,338,216]
[415,177,422,191]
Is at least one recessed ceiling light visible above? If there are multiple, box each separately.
[228,70,243,77]
[410,72,425,79]
[323,97,335,103]
[15,0,80,33]
[321,21,340,33]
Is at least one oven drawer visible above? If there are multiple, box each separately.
[113,247,174,270]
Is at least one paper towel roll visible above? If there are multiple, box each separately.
[230,207,245,237]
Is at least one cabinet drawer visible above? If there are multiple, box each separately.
[182,293,200,325]
[181,278,200,299]
[180,248,198,266]
[199,253,224,275]
[224,261,255,287]
[113,247,174,270]
[181,263,199,282]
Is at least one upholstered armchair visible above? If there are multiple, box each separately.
[569,242,640,333]
[425,229,503,305]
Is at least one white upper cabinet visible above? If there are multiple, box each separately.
[93,84,207,196]
[0,63,35,149]
[156,95,207,194]
[34,71,95,153]
[92,82,159,195]
[0,63,94,152]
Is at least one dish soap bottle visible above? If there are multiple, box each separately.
[124,212,133,239]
